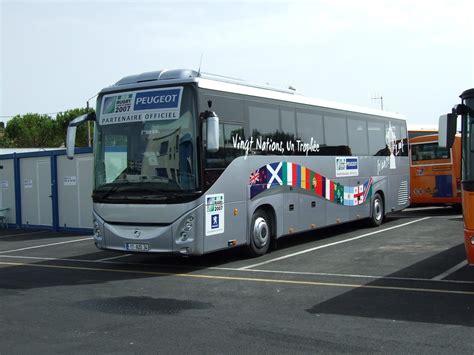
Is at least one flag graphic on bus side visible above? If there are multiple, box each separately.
[249,162,373,205]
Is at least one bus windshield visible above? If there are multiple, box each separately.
[93,85,199,202]
[411,142,450,162]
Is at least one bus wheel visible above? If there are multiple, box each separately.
[248,209,271,257]
[368,193,384,227]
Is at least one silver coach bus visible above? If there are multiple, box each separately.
[67,69,409,256]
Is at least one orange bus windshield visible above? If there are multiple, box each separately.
[409,134,462,206]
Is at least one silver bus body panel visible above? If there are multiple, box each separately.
[233,156,406,237]
[91,69,409,256]
[93,203,206,255]
[94,200,201,224]
[93,157,408,256]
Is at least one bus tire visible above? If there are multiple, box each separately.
[247,209,271,257]
[368,193,384,227]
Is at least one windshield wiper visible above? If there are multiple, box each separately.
[97,184,126,200]
[94,183,201,202]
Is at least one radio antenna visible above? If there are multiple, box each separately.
[371,94,384,111]
[197,53,204,76]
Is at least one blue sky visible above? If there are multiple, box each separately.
[1,0,473,128]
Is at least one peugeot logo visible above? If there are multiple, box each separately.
[133,229,142,238]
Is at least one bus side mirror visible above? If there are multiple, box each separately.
[438,113,456,149]
[66,126,78,159]
[470,117,474,153]
[206,111,220,153]
[66,112,96,159]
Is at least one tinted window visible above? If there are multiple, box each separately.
[395,121,409,157]
[205,94,245,122]
[204,123,245,169]
[296,110,324,145]
[224,124,246,164]
[348,118,368,155]
[248,104,287,155]
[324,114,350,155]
[281,108,296,136]
[201,93,246,169]
[368,121,388,156]
[249,105,280,136]
[411,143,450,162]
[159,141,168,155]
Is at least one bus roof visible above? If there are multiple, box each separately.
[100,68,406,121]
[409,132,461,142]
[407,124,437,132]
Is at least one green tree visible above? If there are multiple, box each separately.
[0,135,14,148]
[3,108,95,148]
[55,107,95,147]
[4,113,57,147]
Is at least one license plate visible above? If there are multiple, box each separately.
[126,243,150,252]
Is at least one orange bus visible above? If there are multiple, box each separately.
[439,88,474,265]
[409,133,462,207]
[408,125,437,139]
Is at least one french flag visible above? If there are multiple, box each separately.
[325,179,334,201]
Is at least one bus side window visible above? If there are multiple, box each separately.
[204,122,245,168]
[392,122,408,157]
[296,110,324,155]
[281,109,296,138]
[249,104,282,155]
[224,124,245,164]
[203,122,244,188]
[368,121,388,156]
[324,113,351,156]
[281,108,298,155]
[470,118,474,152]
[203,122,225,168]
[348,118,368,155]
[399,123,409,156]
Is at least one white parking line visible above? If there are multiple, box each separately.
[4,259,474,295]
[235,267,474,285]
[1,253,473,286]
[239,217,431,270]
[405,207,448,211]
[0,254,133,264]
[97,254,132,262]
[432,260,468,280]
[0,237,93,254]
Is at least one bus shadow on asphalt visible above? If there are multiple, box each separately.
[0,251,210,292]
[124,218,404,268]
[396,206,461,218]
[306,245,473,326]
[270,219,387,252]
[94,215,412,268]
[0,230,87,242]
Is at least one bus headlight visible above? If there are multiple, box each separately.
[470,236,474,245]
[184,222,193,232]
[177,215,194,243]
[183,216,194,232]
[93,219,102,239]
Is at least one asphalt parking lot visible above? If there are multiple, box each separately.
[1,207,473,354]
